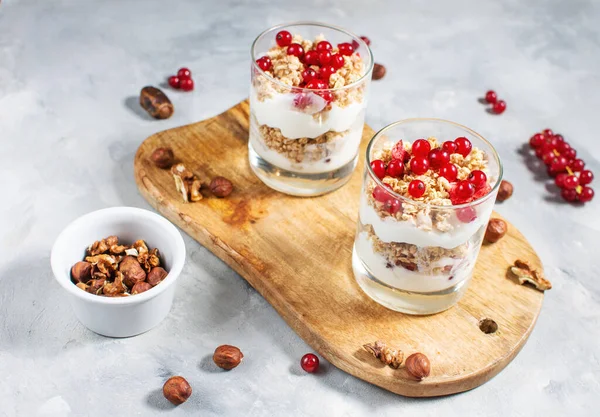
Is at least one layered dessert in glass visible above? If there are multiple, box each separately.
[352,119,502,314]
[249,23,373,196]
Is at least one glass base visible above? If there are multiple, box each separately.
[352,245,471,315]
[248,142,357,197]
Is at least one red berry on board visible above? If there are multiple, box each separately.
[563,175,579,189]
[301,68,317,83]
[177,67,191,78]
[561,188,578,202]
[411,139,431,158]
[338,42,354,56]
[428,149,450,170]
[316,41,332,52]
[330,54,345,70]
[454,137,472,157]
[442,140,458,154]
[304,50,320,66]
[542,129,553,137]
[571,159,585,172]
[439,164,458,181]
[370,160,386,179]
[256,57,272,71]
[301,353,319,373]
[485,90,497,104]
[492,100,507,114]
[410,157,430,175]
[408,179,426,198]
[555,173,568,189]
[180,78,194,91]
[287,43,304,58]
[579,186,595,203]
[468,170,488,189]
[372,185,389,202]
[457,207,477,223]
[320,65,336,81]
[168,76,180,89]
[529,133,544,149]
[580,170,594,185]
[318,50,332,65]
[455,181,476,201]
[276,30,293,47]
[360,36,371,46]
[386,159,404,178]
[384,198,402,214]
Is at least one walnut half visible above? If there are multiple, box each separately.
[509,259,552,291]
[171,163,202,203]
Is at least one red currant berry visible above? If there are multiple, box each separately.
[360,36,371,46]
[408,179,426,198]
[442,141,458,154]
[411,139,431,158]
[319,65,336,81]
[529,133,544,149]
[330,54,345,70]
[439,164,458,181]
[372,185,389,202]
[556,141,571,153]
[554,134,564,142]
[370,159,386,179]
[276,30,293,47]
[551,156,568,172]
[535,147,546,158]
[287,43,304,58]
[410,157,430,175]
[177,67,191,79]
[256,57,272,71]
[304,50,320,66]
[580,170,594,185]
[454,137,472,157]
[579,186,595,203]
[384,198,402,214]
[541,150,556,166]
[301,68,317,83]
[305,79,326,90]
[338,42,354,56]
[180,78,194,91]
[386,159,404,177]
[555,173,568,189]
[316,41,332,52]
[428,149,450,170]
[571,159,585,172]
[455,181,475,201]
[319,91,334,103]
[318,50,332,65]
[467,170,488,189]
[168,75,180,89]
[457,207,477,223]
[563,175,579,189]
[542,129,553,137]
[492,100,506,114]
[563,148,576,160]
[561,188,578,202]
[485,90,497,104]
[300,353,319,373]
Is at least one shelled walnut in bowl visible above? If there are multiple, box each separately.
[70,235,169,297]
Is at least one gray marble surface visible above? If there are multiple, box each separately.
[1,0,599,415]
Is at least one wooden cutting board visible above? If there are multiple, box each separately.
[134,100,545,397]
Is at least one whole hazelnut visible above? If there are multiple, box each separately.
[162,376,192,405]
[372,63,386,80]
[213,345,243,370]
[131,281,153,294]
[210,176,233,198]
[485,218,508,243]
[147,266,168,287]
[71,261,92,283]
[405,353,430,380]
[150,147,175,169]
[496,180,513,202]
[119,255,146,288]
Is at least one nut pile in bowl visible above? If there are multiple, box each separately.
[70,235,168,296]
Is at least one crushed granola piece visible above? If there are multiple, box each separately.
[363,340,404,369]
[509,259,551,291]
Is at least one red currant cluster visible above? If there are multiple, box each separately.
[255,30,358,103]
[484,90,506,114]
[369,137,490,221]
[529,129,594,203]
[167,67,194,92]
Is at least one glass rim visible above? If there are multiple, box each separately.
[250,21,374,92]
[365,118,504,210]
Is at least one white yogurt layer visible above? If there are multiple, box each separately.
[355,232,473,293]
[359,197,488,249]
[250,89,364,139]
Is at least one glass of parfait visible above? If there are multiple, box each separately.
[249,22,373,196]
[352,119,503,315]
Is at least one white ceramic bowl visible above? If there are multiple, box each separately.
[51,207,186,337]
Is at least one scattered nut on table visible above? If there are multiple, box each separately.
[485,218,507,243]
[405,353,431,380]
[209,176,233,198]
[163,376,192,405]
[139,86,174,119]
[150,147,175,169]
[363,340,404,369]
[171,163,203,203]
[496,180,513,202]
[372,63,386,80]
[213,345,244,370]
[509,259,552,291]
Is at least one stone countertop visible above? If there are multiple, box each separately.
[1,0,598,416]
